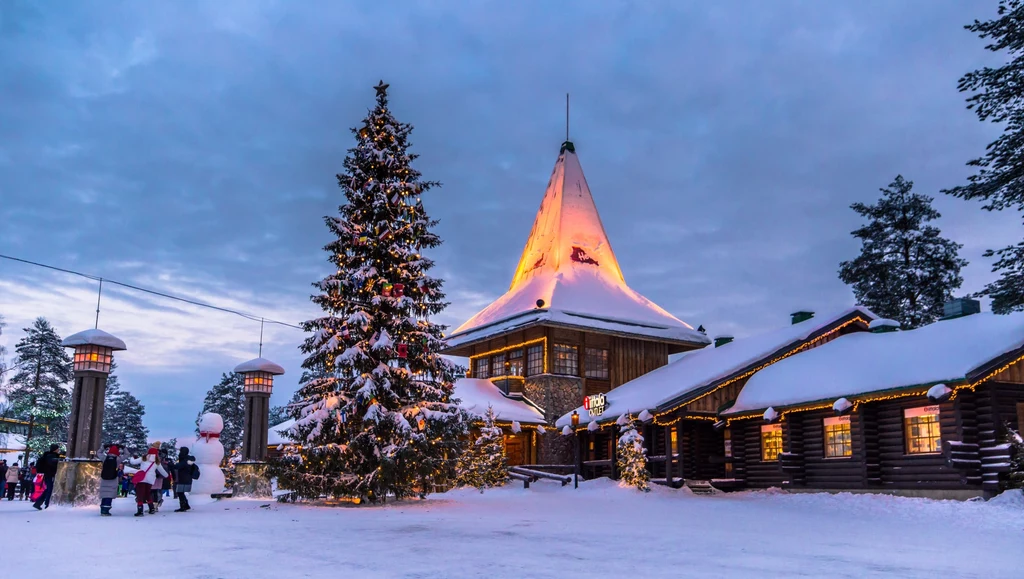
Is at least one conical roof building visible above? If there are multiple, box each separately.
[444,142,708,464]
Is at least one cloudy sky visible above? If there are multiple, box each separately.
[0,0,1017,441]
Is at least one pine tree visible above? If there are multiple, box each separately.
[102,367,150,455]
[616,415,650,492]
[944,1,1024,313]
[196,372,245,455]
[7,318,73,460]
[1002,423,1024,491]
[160,437,178,456]
[838,175,967,329]
[269,405,290,427]
[276,81,467,503]
[455,406,508,492]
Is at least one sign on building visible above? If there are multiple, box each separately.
[583,393,607,417]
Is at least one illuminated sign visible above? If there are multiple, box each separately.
[583,393,607,417]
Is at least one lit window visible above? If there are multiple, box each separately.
[553,343,578,376]
[670,429,678,455]
[491,353,506,377]
[823,416,852,458]
[526,345,543,376]
[474,357,489,379]
[584,347,609,380]
[904,406,941,454]
[761,423,782,462]
[507,349,523,376]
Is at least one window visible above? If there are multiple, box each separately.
[670,429,678,456]
[526,345,544,376]
[508,349,524,376]
[491,353,506,377]
[761,423,783,462]
[584,347,609,380]
[553,343,578,375]
[474,357,489,379]
[823,415,852,458]
[904,405,941,454]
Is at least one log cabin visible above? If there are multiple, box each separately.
[442,140,710,465]
[555,307,874,486]
[452,378,547,466]
[723,301,1024,499]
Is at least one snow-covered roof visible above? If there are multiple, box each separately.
[555,307,874,427]
[233,357,285,375]
[61,328,127,351]
[268,418,296,446]
[445,145,709,350]
[453,378,546,425]
[727,311,1024,415]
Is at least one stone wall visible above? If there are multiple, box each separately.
[524,374,582,465]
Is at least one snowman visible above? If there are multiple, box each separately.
[190,412,226,494]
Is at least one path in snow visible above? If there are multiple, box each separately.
[3,480,1023,578]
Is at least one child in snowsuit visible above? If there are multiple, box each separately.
[173,447,200,512]
[99,445,123,516]
[125,448,168,517]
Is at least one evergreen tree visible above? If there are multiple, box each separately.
[839,175,967,329]
[276,81,467,502]
[269,405,290,427]
[455,406,508,492]
[944,1,1024,313]
[102,367,150,455]
[196,372,245,455]
[7,318,73,460]
[1002,423,1024,491]
[616,415,650,492]
[159,437,178,456]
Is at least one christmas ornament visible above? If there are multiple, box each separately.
[382,282,393,297]
[397,343,408,359]
[341,324,351,339]
[393,283,405,297]
[417,416,426,430]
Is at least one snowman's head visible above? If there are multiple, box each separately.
[198,412,224,434]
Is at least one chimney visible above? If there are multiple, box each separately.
[791,311,814,325]
[942,297,981,320]
[714,335,734,348]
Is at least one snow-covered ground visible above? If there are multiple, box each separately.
[4,480,1023,578]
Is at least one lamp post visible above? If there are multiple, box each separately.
[233,357,285,462]
[571,410,580,489]
[62,329,126,459]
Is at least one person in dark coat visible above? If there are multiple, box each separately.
[32,444,61,510]
[0,459,9,498]
[99,445,123,516]
[19,463,33,500]
[173,447,200,512]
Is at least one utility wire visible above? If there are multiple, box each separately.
[0,253,304,330]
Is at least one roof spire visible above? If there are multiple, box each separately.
[561,93,575,153]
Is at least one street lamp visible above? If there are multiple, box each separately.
[571,410,580,489]
[234,357,285,462]
[62,329,126,459]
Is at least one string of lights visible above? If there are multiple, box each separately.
[0,252,304,331]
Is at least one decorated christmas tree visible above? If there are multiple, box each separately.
[455,405,508,492]
[276,81,467,503]
[616,414,650,492]
[1001,423,1024,491]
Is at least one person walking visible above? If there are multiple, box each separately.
[160,453,174,501]
[124,447,167,517]
[173,447,200,512]
[32,444,60,510]
[0,460,8,499]
[5,462,20,500]
[99,445,123,516]
[19,463,33,500]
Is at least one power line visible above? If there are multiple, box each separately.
[0,253,304,331]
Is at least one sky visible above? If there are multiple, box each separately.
[0,0,1018,441]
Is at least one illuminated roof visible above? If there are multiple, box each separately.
[445,143,709,350]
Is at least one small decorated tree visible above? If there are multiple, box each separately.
[1002,423,1024,491]
[456,405,508,492]
[616,414,650,492]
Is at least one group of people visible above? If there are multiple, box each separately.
[1,442,201,517]
[101,444,201,517]
[0,444,62,510]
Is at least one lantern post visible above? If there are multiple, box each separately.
[234,357,285,462]
[53,328,126,505]
[571,410,580,489]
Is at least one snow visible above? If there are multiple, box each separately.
[556,307,874,427]
[869,318,901,330]
[587,420,599,432]
[452,379,545,425]
[268,418,297,446]
[445,148,708,349]
[729,312,1024,414]
[833,397,853,413]
[60,328,127,350]
[763,407,779,422]
[6,481,1024,578]
[638,409,652,422]
[927,384,952,401]
[233,357,285,375]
